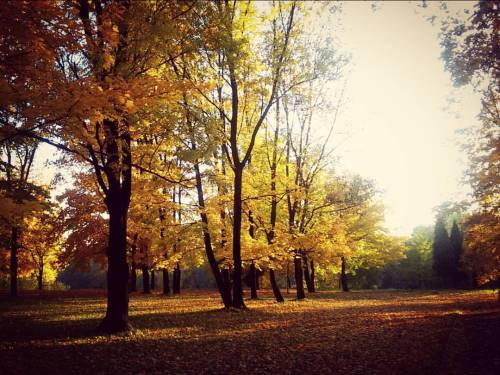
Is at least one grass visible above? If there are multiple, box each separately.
[0,289,499,374]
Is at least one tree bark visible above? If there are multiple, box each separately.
[231,167,245,308]
[270,269,284,302]
[193,162,232,307]
[37,263,44,291]
[129,262,137,292]
[222,268,231,296]
[99,202,130,332]
[286,262,291,294]
[10,226,18,297]
[173,263,181,294]
[310,259,315,292]
[129,234,138,292]
[341,256,349,292]
[249,262,258,299]
[162,268,170,295]
[294,254,305,300]
[302,252,314,293]
[142,265,150,294]
[150,270,155,290]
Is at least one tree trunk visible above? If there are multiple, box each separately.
[142,266,150,294]
[37,263,43,291]
[10,226,18,297]
[173,263,181,294]
[129,235,137,293]
[294,255,305,300]
[310,259,316,292]
[231,167,245,308]
[162,268,170,295]
[302,253,314,293]
[193,162,232,308]
[99,205,130,332]
[286,262,291,294]
[129,262,137,292]
[249,262,258,299]
[222,268,231,296]
[270,269,284,302]
[150,270,155,290]
[341,256,349,292]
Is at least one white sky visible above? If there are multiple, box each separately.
[32,1,482,236]
[325,1,481,235]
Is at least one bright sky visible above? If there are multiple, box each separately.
[326,1,481,235]
[32,1,482,237]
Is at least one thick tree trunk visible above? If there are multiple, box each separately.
[162,268,170,295]
[142,266,151,294]
[270,269,284,302]
[129,262,137,292]
[294,255,305,300]
[10,226,18,297]
[341,256,349,292]
[249,262,258,299]
[99,205,130,332]
[231,167,245,308]
[310,259,315,292]
[173,263,181,294]
[150,270,156,290]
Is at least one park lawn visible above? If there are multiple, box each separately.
[0,289,498,374]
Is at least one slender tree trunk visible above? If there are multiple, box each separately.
[270,269,284,302]
[341,256,349,292]
[173,263,181,294]
[286,262,291,294]
[37,263,43,291]
[193,162,232,307]
[142,266,150,294]
[150,270,155,290]
[232,167,245,308]
[302,253,314,292]
[10,226,18,297]
[99,204,130,332]
[162,268,170,295]
[310,259,315,292]
[129,261,137,292]
[294,254,305,300]
[249,262,258,299]
[256,272,260,290]
[129,234,138,292]
[222,268,231,296]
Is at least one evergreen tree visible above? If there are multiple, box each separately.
[432,218,454,287]
[449,221,466,287]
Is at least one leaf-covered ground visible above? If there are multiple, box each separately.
[0,289,498,374]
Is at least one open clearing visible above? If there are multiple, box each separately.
[0,290,499,374]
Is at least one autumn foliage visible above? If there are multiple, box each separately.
[0,0,497,342]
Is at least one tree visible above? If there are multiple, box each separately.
[0,137,47,296]
[432,218,454,287]
[381,226,433,289]
[449,220,466,287]
[0,0,205,332]
[440,0,499,287]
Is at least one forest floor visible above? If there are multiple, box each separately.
[0,289,499,374]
